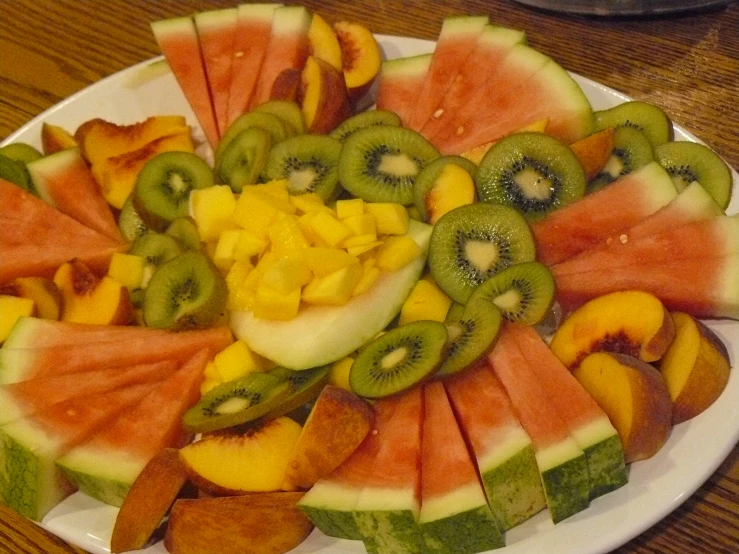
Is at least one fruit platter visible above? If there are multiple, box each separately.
[0,4,737,554]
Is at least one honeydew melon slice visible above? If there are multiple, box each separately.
[231,219,432,370]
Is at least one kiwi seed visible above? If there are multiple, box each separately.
[118,196,149,242]
[593,100,672,147]
[589,126,653,191]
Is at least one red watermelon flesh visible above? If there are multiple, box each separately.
[55,349,210,507]
[25,149,122,242]
[226,3,280,127]
[404,15,488,131]
[151,17,220,148]
[249,6,311,109]
[0,360,176,425]
[195,8,239,137]
[0,326,232,384]
[418,25,525,140]
[375,53,432,127]
[532,161,678,266]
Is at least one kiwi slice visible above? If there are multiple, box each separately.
[118,196,150,242]
[133,151,213,231]
[349,321,448,398]
[216,127,272,192]
[264,134,343,200]
[467,261,555,325]
[589,126,653,191]
[444,301,466,324]
[475,132,586,221]
[165,217,201,251]
[338,125,440,205]
[654,141,732,210]
[436,300,502,377]
[260,365,330,420]
[594,101,672,147]
[329,110,402,142]
[143,251,227,330]
[130,232,184,268]
[216,111,290,167]
[413,155,477,222]
[428,203,537,304]
[0,143,43,164]
[254,100,305,135]
[0,154,32,192]
[182,372,291,434]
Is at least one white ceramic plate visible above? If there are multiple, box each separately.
[3,35,738,554]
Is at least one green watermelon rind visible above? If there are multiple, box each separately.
[298,480,364,540]
[56,462,131,508]
[579,431,629,500]
[354,508,424,554]
[536,439,591,524]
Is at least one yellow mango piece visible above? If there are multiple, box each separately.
[346,240,382,258]
[231,189,295,237]
[190,185,237,241]
[261,258,313,294]
[329,356,355,391]
[268,213,311,255]
[376,236,422,272]
[253,283,301,320]
[302,263,362,305]
[289,192,326,214]
[214,340,269,381]
[336,198,364,220]
[364,203,409,235]
[398,276,453,325]
[309,212,353,247]
[257,179,291,201]
[234,230,268,262]
[342,213,377,237]
[225,261,255,311]
[107,252,146,290]
[344,234,380,248]
[352,265,381,297]
[200,377,220,396]
[204,360,221,381]
[213,229,241,270]
[297,247,359,276]
[0,296,35,342]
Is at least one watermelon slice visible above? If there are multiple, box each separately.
[0,360,176,425]
[418,25,526,139]
[444,361,545,530]
[404,15,488,131]
[352,387,424,554]
[506,324,628,500]
[418,381,503,553]
[299,398,396,540]
[375,53,432,127]
[0,383,154,520]
[532,161,678,266]
[195,8,239,136]
[25,148,123,242]
[151,17,220,148]
[56,349,210,507]
[249,5,311,109]
[0,325,232,384]
[488,327,590,523]
[226,3,281,127]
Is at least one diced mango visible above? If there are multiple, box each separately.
[346,240,382,257]
[376,235,421,271]
[336,198,364,220]
[364,203,409,235]
[225,261,255,311]
[254,251,280,274]
[352,265,381,297]
[214,340,269,381]
[234,230,268,261]
[297,248,359,276]
[213,230,241,270]
[302,263,362,305]
[203,360,221,381]
[253,282,301,320]
[289,192,326,214]
[309,212,353,247]
[107,252,146,290]
[268,213,311,255]
[329,356,355,391]
[398,276,453,325]
[342,213,377,237]
[257,179,291,201]
[0,296,35,342]
[261,258,313,294]
[231,189,295,237]
[190,185,237,241]
[200,377,220,396]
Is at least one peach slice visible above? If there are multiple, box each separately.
[179,417,302,496]
[550,290,675,368]
[0,277,61,320]
[282,385,374,489]
[164,492,312,554]
[574,352,673,463]
[270,68,302,102]
[334,21,382,107]
[658,312,731,424]
[299,56,351,134]
[0,295,35,343]
[53,259,134,325]
[308,13,343,71]
[41,122,77,155]
[111,448,190,553]
[423,163,477,224]
[569,128,616,182]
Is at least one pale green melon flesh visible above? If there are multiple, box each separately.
[571,416,628,500]
[353,487,424,554]
[536,438,590,524]
[231,220,432,369]
[298,480,363,540]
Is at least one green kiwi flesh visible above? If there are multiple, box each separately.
[436,300,502,377]
[133,151,213,231]
[329,109,402,142]
[216,127,272,192]
[182,372,291,433]
[254,100,306,135]
[0,154,32,192]
[467,261,555,325]
[264,134,342,200]
[350,321,448,398]
[0,143,43,164]
[475,132,585,221]
[216,111,290,166]
[165,217,202,250]
[259,365,330,420]
[428,203,537,304]
[143,251,227,330]
[413,155,478,222]
[118,196,149,242]
[594,101,672,147]
[589,126,653,191]
[654,141,732,210]
[130,232,184,268]
[338,125,440,205]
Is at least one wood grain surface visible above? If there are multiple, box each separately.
[0,1,737,553]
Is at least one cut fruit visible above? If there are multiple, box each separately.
[375,53,432,127]
[569,128,616,182]
[419,382,504,553]
[413,156,477,224]
[299,55,351,134]
[588,126,654,191]
[593,100,672,148]
[333,20,382,108]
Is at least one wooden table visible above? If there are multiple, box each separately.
[1,0,737,553]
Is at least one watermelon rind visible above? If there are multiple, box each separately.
[536,439,590,524]
[573,418,629,499]
[352,486,424,554]
[298,480,364,540]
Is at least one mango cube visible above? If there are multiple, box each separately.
[107,252,146,290]
[365,203,409,235]
[257,179,291,201]
[376,236,421,271]
[0,296,35,342]
[253,282,301,320]
[200,377,220,396]
[190,185,237,241]
[225,261,255,311]
[289,192,326,214]
[214,340,269,381]
[309,212,353,247]
[336,198,364,220]
[302,263,362,305]
[268,213,311,255]
[342,213,377,238]
[297,248,359,276]
[346,238,382,257]
[352,265,381,297]
[329,356,355,391]
[261,258,313,294]
[231,189,295,237]
[399,276,453,324]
